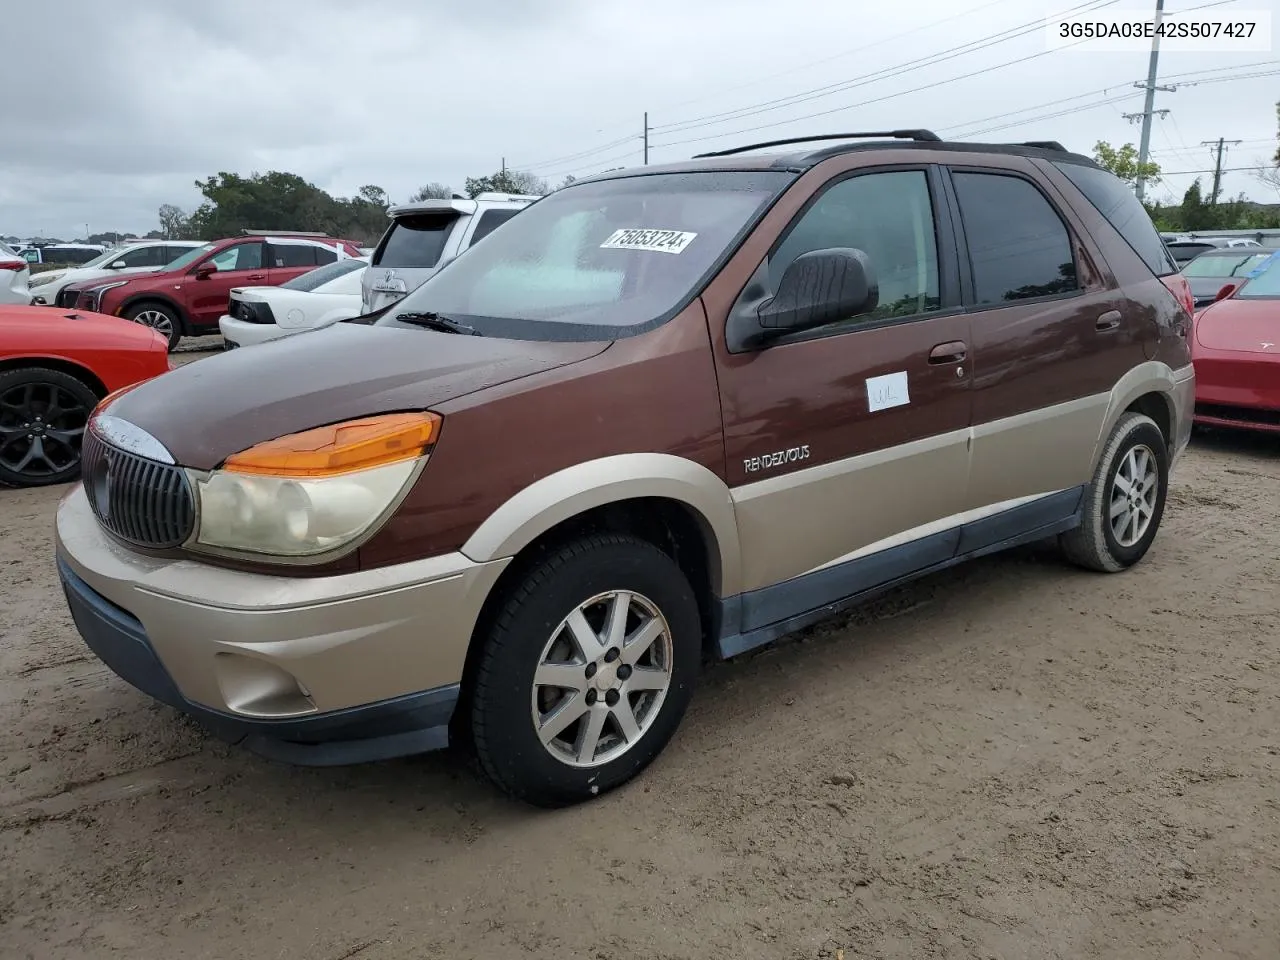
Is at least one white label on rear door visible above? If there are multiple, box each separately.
[866,371,910,412]
[600,228,697,254]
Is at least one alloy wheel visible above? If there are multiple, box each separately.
[530,590,674,768]
[1109,443,1159,548]
[0,382,90,480]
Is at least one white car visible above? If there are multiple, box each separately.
[0,241,32,305]
[26,240,205,306]
[218,256,368,348]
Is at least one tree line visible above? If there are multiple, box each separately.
[148,167,576,246]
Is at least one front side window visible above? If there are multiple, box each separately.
[770,169,941,325]
[380,170,793,340]
[954,172,1079,304]
[210,242,264,272]
[116,245,168,268]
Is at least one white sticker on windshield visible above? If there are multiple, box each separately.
[600,228,697,255]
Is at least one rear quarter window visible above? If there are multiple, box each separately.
[468,208,522,246]
[1052,160,1176,277]
[374,214,459,268]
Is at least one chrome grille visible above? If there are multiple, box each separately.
[80,429,195,549]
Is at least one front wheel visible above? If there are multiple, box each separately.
[469,534,702,807]
[0,367,98,487]
[123,302,183,352]
[1059,411,1169,572]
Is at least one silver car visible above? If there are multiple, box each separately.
[361,192,537,314]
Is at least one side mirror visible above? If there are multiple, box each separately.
[1214,282,1238,302]
[194,262,218,279]
[106,260,127,269]
[756,248,878,336]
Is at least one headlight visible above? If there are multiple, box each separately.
[28,272,60,288]
[86,279,128,310]
[188,412,440,560]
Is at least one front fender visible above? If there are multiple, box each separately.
[459,453,744,598]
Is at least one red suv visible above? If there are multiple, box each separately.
[58,234,363,350]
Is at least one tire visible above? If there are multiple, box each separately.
[0,367,100,488]
[1059,411,1169,573]
[123,301,184,352]
[470,534,701,808]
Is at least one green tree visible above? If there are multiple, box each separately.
[409,182,454,202]
[463,168,549,198]
[157,204,190,240]
[1092,140,1162,188]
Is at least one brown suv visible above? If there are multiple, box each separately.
[55,131,1195,807]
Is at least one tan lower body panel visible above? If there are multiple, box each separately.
[55,486,509,716]
[730,393,1111,595]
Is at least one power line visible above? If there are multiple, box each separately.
[650,0,1118,136]
[514,0,1115,171]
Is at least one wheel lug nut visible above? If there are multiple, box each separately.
[584,662,596,679]
[585,690,597,705]
[617,664,632,680]
[605,690,620,707]
[604,648,620,663]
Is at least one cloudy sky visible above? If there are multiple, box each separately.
[3,0,1277,239]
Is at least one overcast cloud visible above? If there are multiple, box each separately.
[3,0,1277,239]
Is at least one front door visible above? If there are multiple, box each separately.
[709,165,973,627]
[186,241,269,327]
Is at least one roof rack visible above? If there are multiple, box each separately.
[240,228,331,237]
[693,129,941,158]
[1015,141,1068,152]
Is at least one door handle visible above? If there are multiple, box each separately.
[928,340,967,364]
[1095,310,1122,331]
[247,274,267,281]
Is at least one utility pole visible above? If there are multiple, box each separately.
[1129,0,1177,201]
[1201,137,1242,203]
[501,156,506,177]
[643,112,650,165]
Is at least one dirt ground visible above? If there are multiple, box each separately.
[1,350,1278,959]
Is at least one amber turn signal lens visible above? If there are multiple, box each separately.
[223,412,441,478]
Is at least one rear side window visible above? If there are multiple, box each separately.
[375,214,457,268]
[115,245,169,268]
[272,244,318,268]
[469,208,522,246]
[1053,160,1177,277]
[953,172,1079,304]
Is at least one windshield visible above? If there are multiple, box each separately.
[281,257,366,292]
[379,170,793,339]
[1235,253,1280,298]
[1182,252,1272,278]
[165,243,216,272]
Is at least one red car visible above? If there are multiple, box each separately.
[56,235,363,351]
[1192,250,1280,434]
[0,305,170,487]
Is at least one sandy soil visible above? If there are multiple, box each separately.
[2,355,1277,959]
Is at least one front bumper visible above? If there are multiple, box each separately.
[218,313,289,348]
[55,485,511,765]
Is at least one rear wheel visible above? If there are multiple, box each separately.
[0,367,98,487]
[1059,412,1169,572]
[124,301,183,352]
[469,534,701,808]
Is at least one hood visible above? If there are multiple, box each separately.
[1194,298,1280,355]
[104,321,609,469]
[0,304,165,350]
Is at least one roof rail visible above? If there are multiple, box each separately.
[693,129,942,158]
[240,228,331,237]
[1015,140,1068,152]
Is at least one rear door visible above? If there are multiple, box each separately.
[362,212,461,313]
[186,241,269,327]
[710,163,973,625]
[266,241,336,285]
[945,159,1139,518]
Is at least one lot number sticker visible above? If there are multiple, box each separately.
[866,371,910,412]
[600,228,697,254]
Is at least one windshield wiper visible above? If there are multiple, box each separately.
[394,311,481,335]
